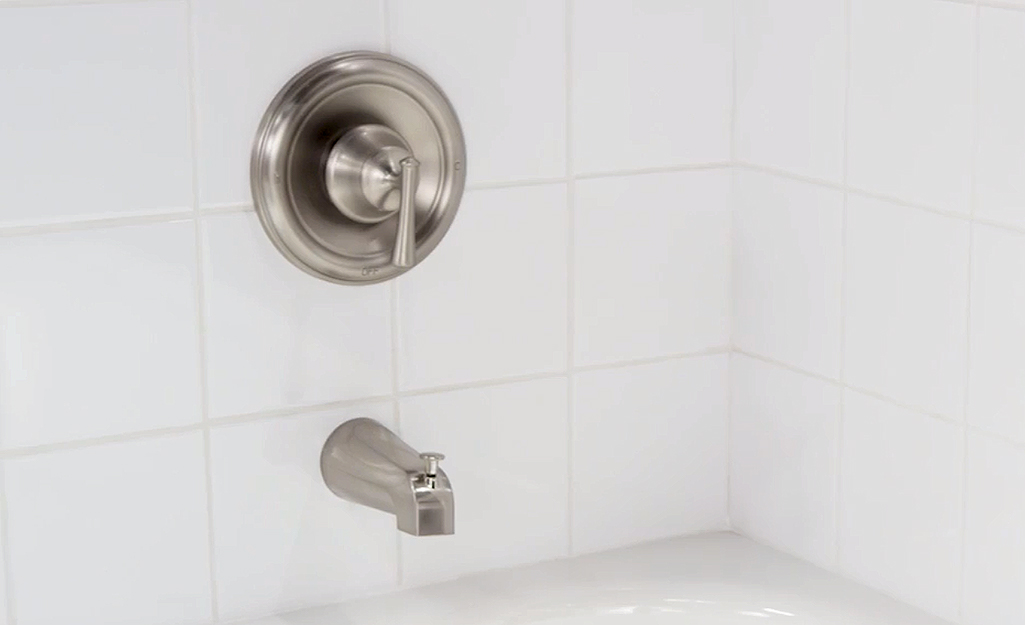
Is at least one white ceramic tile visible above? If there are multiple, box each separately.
[847,0,974,213]
[390,0,565,185]
[976,8,1025,230]
[399,378,569,586]
[962,432,1025,625]
[573,356,729,554]
[730,355,840,569]
[0,223,201,448]
[202,213,392,418]
[838,390,963,621]
[968,225,1025,444]
[571,0,732,174]
[4,433,212,625]
[574,171,730,366]
[844,195,970,419]
[397,185,567,390]
[734,0,846,182]
[733,171,844,379]
[192,0,384,208]
[0,2,191,225]
[210,402,398,621]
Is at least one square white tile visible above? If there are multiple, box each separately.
[571,0,732,174]
[0,223,202,448]
[399,378,569,586]
[0,1,191,225]
[962,432,1025,625]
[397,184,568,391]
[574,170,730,366]
[734,0,846,182]
[390,0,565,185]
[844,195,970,420]
[209,402,398,621]
[4,433,212,625]
[968,225,1025,445]
[572,356,729,554]
[976,8,1025,230]
[730,355,841,569]
[733,171,844,379]
[191,0,384,208]
[202,213,393,418]
[839,390,963,622]
[847,0,974,213]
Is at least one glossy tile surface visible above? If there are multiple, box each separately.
[202,213,392,418]
[733,171,844,379]
[839,391,963,622]
[0,1,191,225]
[735,0,846,182]
[4,433,212,625]
[574,171,730,366]
[730,355,840,569]
[571,0,732,173]
[572,356,729,554]
[844,195,970,419]
[0,223,201,448]
[847,0,974,213]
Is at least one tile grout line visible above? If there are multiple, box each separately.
[182,0,220,618]
[957,4,982,621]
[835,0,853,569]
[564,0,575,558]
[381,0,403,589]
[0,461,19,625]
[0,164,733,240]
[724,0,739,530]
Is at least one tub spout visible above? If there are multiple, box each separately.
[320,418,454,536]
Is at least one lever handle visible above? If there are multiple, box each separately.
[419,452,444,478]
[392,157,419,268]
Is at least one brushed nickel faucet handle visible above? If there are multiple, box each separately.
[392,156,419,268]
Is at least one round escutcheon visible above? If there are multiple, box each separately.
[250,51,467,285]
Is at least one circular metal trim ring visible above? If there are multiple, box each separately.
[251,51,467,285]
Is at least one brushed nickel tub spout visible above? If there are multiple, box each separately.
[320,418,454,536]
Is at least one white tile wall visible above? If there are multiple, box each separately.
[4,433,213,625]
[844,194,970,420]
[574,171,730,366]
[0,1,193,226]
[962,432,1025,625]
[976,7,1025,231]
[730,355,840,570]
[839,391,963,621]
[734,0,847,183]
[571,0,732,174]
[6,0,1025,622]
[733,170,843,379]
[572,356,729,554]
[732,1,1025,622]
[847,0,974,214]
[0,1,732,623]
[0,222,202,448]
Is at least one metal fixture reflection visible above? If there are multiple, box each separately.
[321,418,454,536]
[251,52,466,285]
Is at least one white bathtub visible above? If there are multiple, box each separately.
[245,533,948,625]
